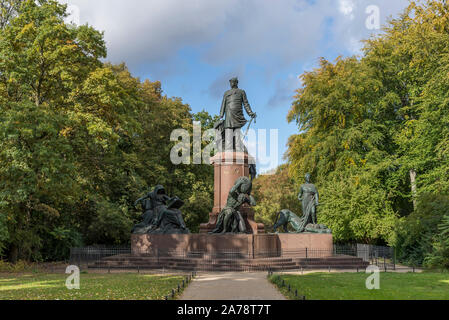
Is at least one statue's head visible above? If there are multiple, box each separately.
[305,173,312,183]
[229,77,239,89]
[152,185,168,204]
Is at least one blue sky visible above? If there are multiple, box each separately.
[61,0,409,172]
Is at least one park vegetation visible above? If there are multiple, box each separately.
[0,0,215,263]
[1,0,449,270]
[255,0,449,269]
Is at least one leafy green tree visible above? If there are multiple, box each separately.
[395,194,449,266]
[286,56,400,244]
[424,215,449,269]
[285,0,449,248]
[0,0,24,29]
[0,0,106,107]
[0,0,215,262]
[253,165,298,230]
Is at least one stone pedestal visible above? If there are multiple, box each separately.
[131,233,333,258]
[200,152,264,234]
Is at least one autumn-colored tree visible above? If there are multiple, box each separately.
[285,0,449,248]
[0,0,215,261]
[253,165,299,231]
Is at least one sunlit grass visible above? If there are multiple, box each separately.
[270,272,449,300]
[0,273,185,300]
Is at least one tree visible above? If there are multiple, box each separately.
[253,165,298,230]
[286,0,449,247]
[0,0,24,29]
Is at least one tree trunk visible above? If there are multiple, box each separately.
[9,244,18,264]
[410,169,417,211]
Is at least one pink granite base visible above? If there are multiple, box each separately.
[131,233,333,258]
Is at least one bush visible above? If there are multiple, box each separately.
[86,200,133,245]
[0,260,35,273]
[424,215,449,269]
[395,194,449,267]
[41,227,83,262]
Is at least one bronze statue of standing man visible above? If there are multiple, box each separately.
[298,173,319,225]
[219,77,257,152]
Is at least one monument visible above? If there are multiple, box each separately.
[130,78,333,263]
[273,174,331,234]
[200,77,264,234]
[132,185,190,235]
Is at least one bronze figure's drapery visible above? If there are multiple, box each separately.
[211,176,256,234]
[218,77,257,152]
[132,185,190,235]
[273,174,331,234]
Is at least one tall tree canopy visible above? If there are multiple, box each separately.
[283,0,449,247]
[0,0,214,261]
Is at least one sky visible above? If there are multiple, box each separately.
[60,0,409,173]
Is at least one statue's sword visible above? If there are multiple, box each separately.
[243,116,256,139]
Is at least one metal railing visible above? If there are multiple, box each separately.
[69,244,400,272]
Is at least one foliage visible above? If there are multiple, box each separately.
[0,0,214,262]
[0,259,36,273]
[424,215,449,269]
[253,165,299,230]
[395,194,449,267]
[284,0,449,251]
[318,174,397,245]
[41,227,83,262]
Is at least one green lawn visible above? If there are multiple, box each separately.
[0,273,186,300]
[270,272,449,300]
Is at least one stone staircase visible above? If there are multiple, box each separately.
[88,254,369,271]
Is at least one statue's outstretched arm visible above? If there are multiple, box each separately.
[249,195,256,206]
[315,188,320,206]
[134,197,144,207]
[134,192,152,207]
[242,91,256,118]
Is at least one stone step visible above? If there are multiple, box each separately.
[87,254,370,271]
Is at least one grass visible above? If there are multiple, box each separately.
[0,273,187,300]
[270,272,449,300]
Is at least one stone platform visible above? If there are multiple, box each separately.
[131,233,333,258]
[88,234,370,271]
[90,255,369,271]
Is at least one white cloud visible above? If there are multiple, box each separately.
[59,0,409,73]
[339,0,355,19]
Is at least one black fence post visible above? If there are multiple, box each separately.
[78,251,81,272]
[393,248,396,271]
